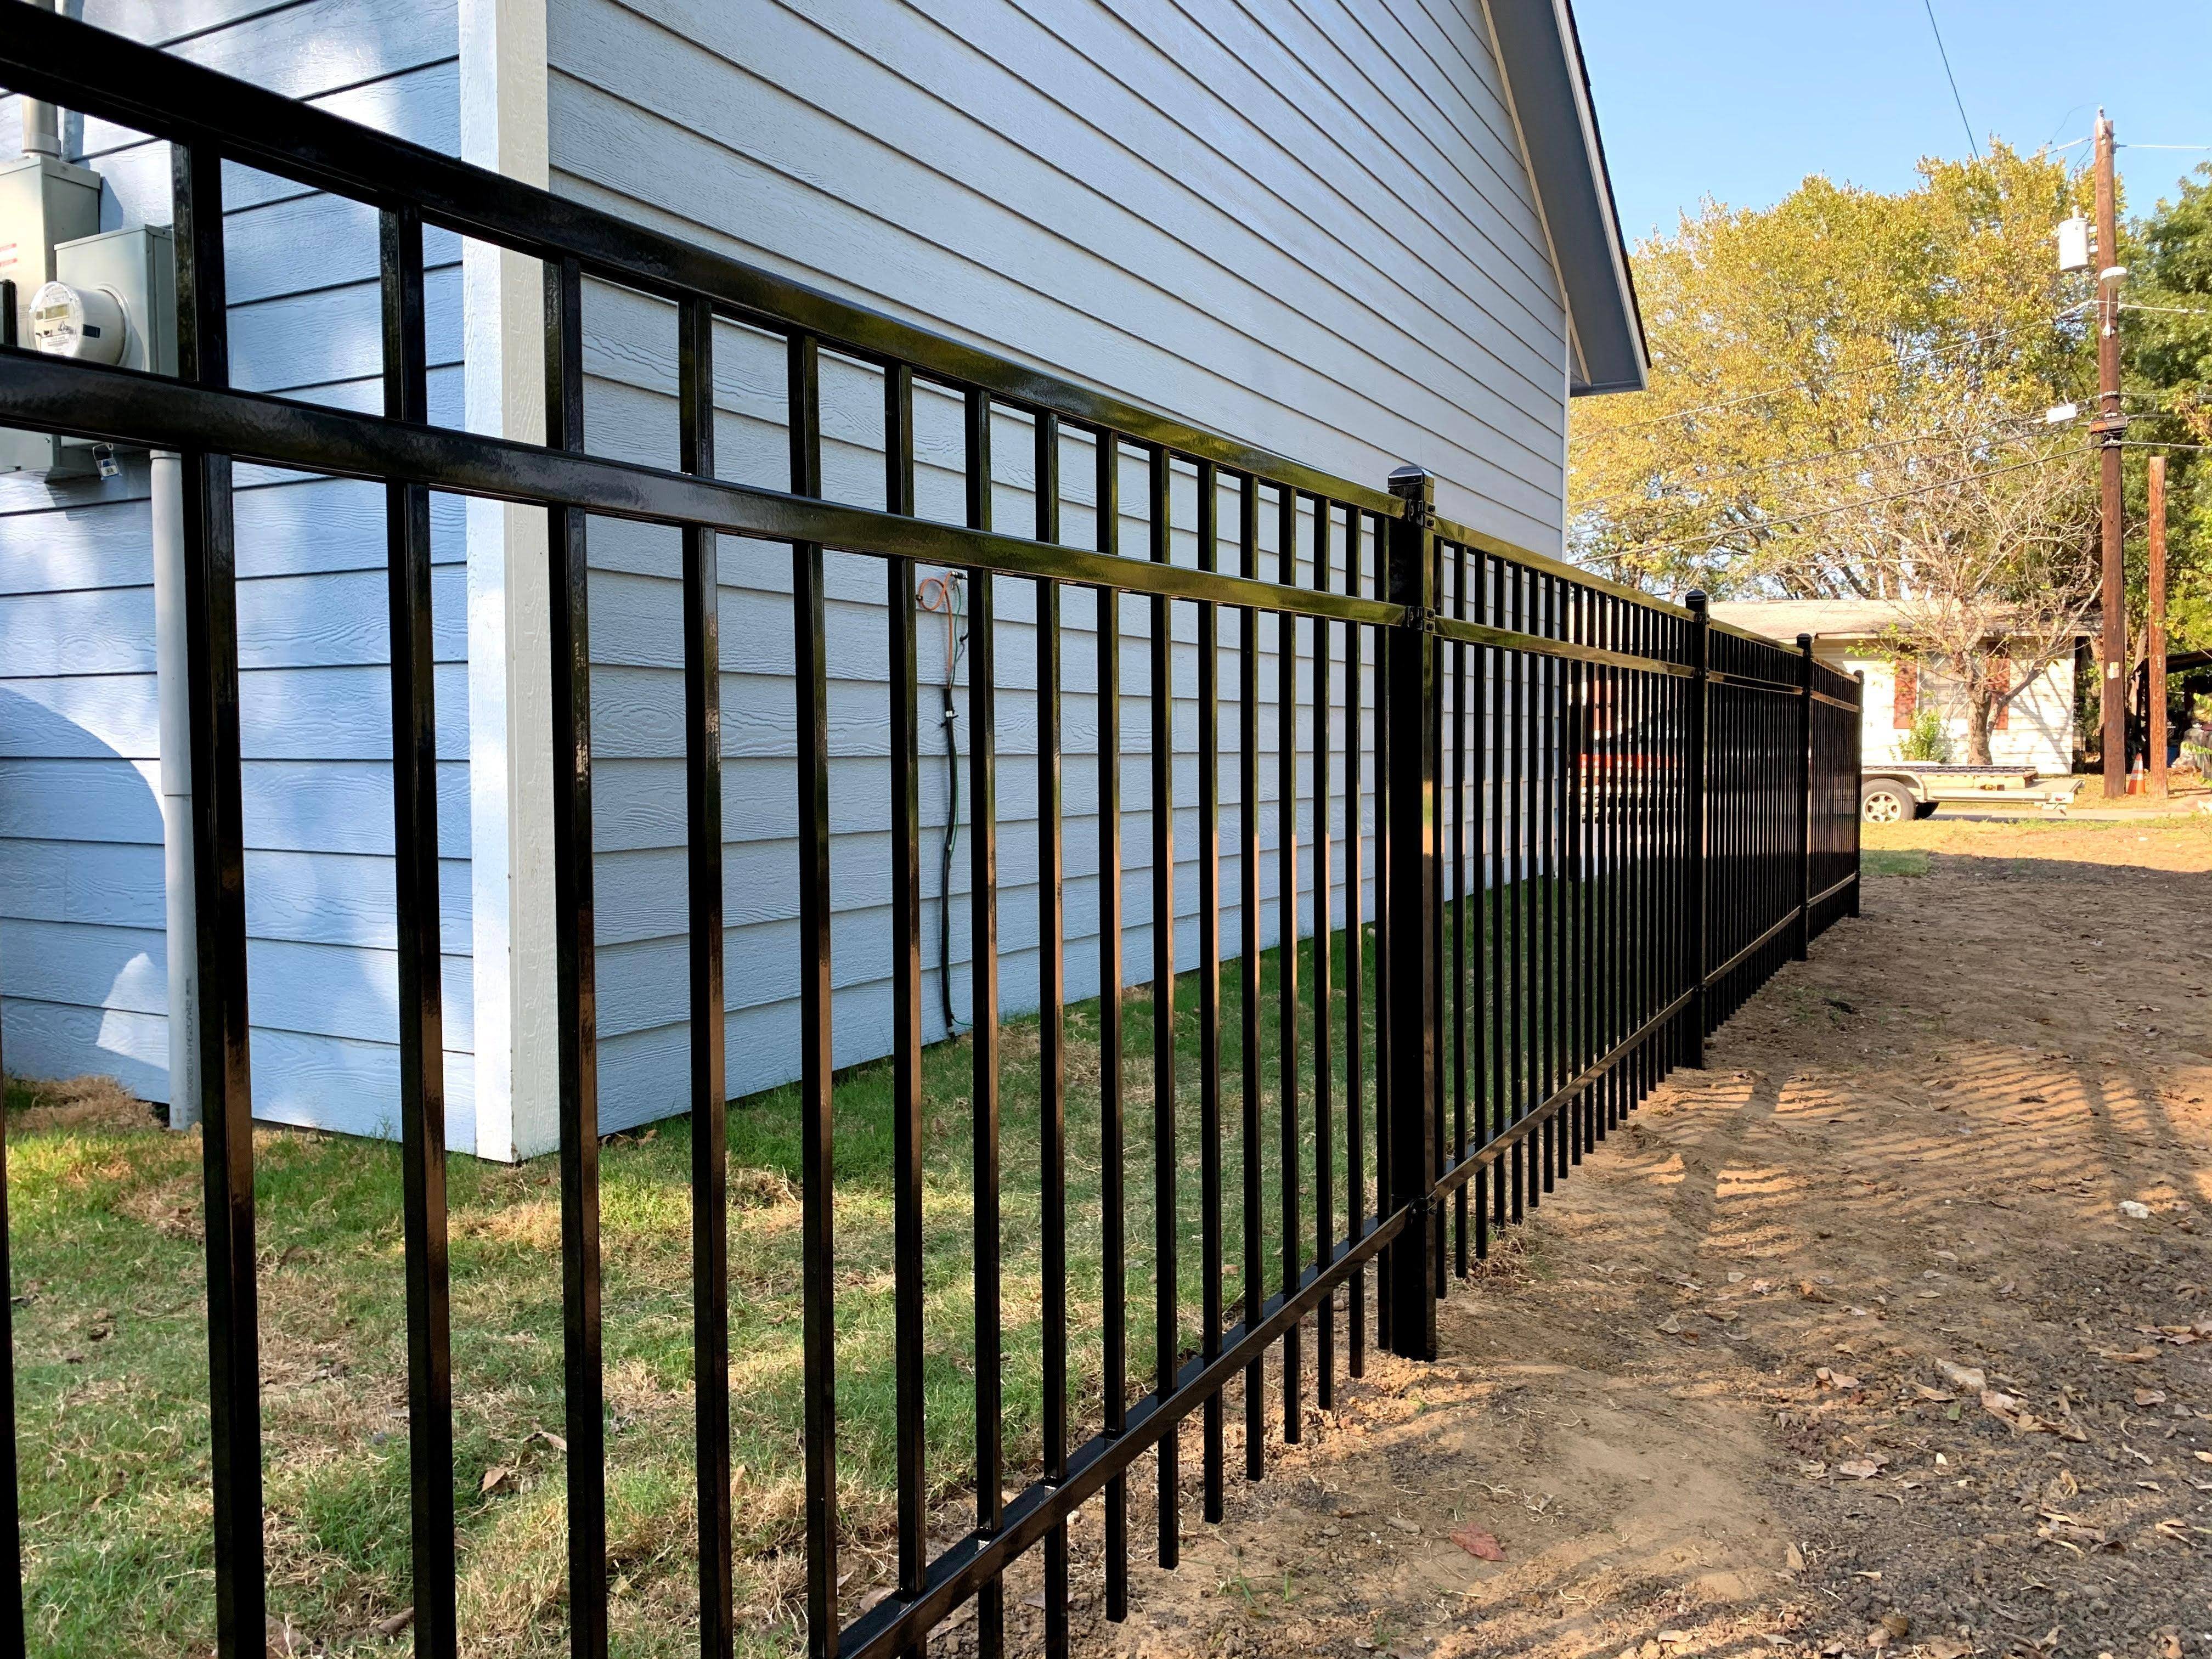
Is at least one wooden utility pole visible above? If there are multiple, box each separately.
[2149,454,2169,798]
[2094,111,2129,798]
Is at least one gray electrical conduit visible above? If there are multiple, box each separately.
[151,450,199,1127]
[20,1,60,160]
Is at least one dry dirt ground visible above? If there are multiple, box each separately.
[974,812,2212,1659]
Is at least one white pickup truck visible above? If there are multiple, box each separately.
[1859,764,2085,822]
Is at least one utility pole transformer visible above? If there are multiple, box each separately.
[2093,112,2128,798]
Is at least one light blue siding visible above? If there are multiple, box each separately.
[541,0,1568,1126]
[0,0,475,1148]
[4,0,1579,1154]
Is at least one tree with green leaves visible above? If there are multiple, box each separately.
[1568,143,2212,765]
[1570,144,2097,611]
[2121,165,2212,655]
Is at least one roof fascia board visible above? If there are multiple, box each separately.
[1485,0,1649,396]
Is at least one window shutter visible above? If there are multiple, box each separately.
[1893,660,1916,728]
[1988,658,2011,730]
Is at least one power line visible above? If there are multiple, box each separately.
[1604,307,2089,433]
[2123,302,2212,318]
[1628,449,2088,557]
[1921,0,1980,160]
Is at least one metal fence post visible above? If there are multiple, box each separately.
[1849,670,1866,917]
[1681,592,1709,1068]
[1382,465,1438,1362]
[1796,633,1814,961]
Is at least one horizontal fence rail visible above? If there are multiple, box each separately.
[0,13,1862,1659]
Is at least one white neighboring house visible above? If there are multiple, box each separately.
[1707,599,2085,775]
[0,1,1650,1158]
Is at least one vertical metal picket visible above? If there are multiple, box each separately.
[1147,443,1180,1572]
[1035,411,1071,1659]
[380,200,458,1659]
[174,136,267,1659]
[1195,462,1226,1526]
[963,388,1006,1659]
[1093,431,1131,1626]
[1682,593,1710,1066]
[0,266,10,1657]
[678,295,732,1659]
[1796,633,1815,960]
[1849,672,1866,917]
[1236,478,1265,1481]
[0,902,15,1655]
[545,254,608,1659]
[789,332,837,1659]
[883,363,927,1659]
[1310,505,1337,1407]
[1343,514,1367,1379]
[1276,486,1303,1441]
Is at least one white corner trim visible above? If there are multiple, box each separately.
[1475,0,1583,391]
[461,0,555,1162]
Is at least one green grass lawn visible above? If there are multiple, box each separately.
[6,868,1670,1658]
[9,926,1405,1658]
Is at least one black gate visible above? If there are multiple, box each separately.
[0,13,1861,1658]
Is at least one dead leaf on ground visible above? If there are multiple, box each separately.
[1837,1455,1888,1479]
[1449,1525,1505,1562]
[2136,1387,2169,1407]
[481,1465,512,1495]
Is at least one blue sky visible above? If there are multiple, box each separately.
[1573,0,2212,243]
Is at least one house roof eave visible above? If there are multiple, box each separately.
[1487,0,1649,398]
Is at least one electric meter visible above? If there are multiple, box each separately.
[27,278,127,364]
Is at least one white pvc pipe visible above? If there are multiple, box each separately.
[150,450,199,1127]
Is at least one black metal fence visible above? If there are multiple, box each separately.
[0,14,1861,1658]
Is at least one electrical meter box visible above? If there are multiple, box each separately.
[48,225,177,475]
[0,154,105,477]
[53,224,177,374]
